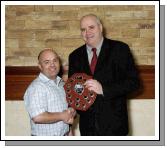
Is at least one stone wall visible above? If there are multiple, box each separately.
[6,5,155,66]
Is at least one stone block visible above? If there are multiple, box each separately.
[6,39,19,48]
[45,39,61,49]
[61,38,84,48]
[35,5,53,12]
[35,30,50,41]
[6,30,34,39]
[53,5,79,11]
[121,29,140,38]
[103,5,143,11]
[19,39,45,48]
[105,11,133,19]
[51,21,69,30]
[140,29,155,38]
[50,30,69,38]
[25,20,52,29]
[6,20,25,30]
[132,38,155,47]
[15,5,35,16]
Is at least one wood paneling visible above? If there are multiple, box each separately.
[128,65,155,99]
[5,65,155,100]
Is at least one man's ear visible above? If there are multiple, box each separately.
[100,24,103,33]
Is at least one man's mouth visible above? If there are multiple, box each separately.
[86,35,94,40]
[50,68,56,72]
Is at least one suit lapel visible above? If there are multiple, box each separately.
[94,38,109,75]
[80,38,110,76]
[80,46,92,75]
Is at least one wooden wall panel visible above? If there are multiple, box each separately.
[5,65,155,100]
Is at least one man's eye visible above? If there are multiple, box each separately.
[81,29,85,32]
[44,61,49,64]
[90,26,94,29]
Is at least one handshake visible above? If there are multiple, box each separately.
[62,107,76,124]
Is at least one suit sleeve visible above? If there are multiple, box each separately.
[102,44,140,100]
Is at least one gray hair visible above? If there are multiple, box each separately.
[80,14,102,25]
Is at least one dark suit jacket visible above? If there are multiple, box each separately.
[68,38,140,136]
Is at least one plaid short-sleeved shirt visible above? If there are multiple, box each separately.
[24,73,69,136]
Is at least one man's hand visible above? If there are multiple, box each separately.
[84,79,103,95]
[62,108,76,124]
[66,108,76,124]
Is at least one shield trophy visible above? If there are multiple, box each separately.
[64,73,97,111]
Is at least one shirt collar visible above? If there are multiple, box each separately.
[86,37,104,55]
[39,72,62,86]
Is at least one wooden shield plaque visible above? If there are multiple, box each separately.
[64,73,97,111]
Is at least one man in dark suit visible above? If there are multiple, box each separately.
[68,14,140,136]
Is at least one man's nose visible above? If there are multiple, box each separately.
[85,29,92,35]
[85,29,90,34]
[50,61,55,66]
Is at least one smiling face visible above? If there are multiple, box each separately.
[80,15,103,47]
[38,49,60,80]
